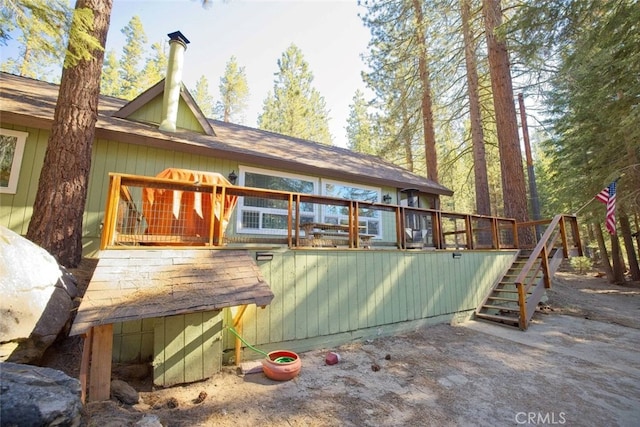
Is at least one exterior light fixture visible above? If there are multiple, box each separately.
[228,170,238,185]
[452,252,462,259]
[256,252,274,262]
[382,194,392,204]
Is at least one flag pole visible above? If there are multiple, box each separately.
[573,198,596,216]
[574,177,621,216]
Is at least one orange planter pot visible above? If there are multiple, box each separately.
[261,350,302,381]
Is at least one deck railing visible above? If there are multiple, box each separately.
[512,214,583,329]
[100,172,572,252]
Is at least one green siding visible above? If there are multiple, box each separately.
[107,248,512,377]
[153,311,223,387]
[128,95,163,124]
[234,249,514,358]
[0,125,48,234]
[112,318,155,363]
[128,95,204,133]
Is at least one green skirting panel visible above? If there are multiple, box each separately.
[113,318,155,363]
[153,310,223,387]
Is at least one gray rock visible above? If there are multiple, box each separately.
[111,379,139,405]
[0,362,82,427]
[135,414,164,427]
[0,226,78,364]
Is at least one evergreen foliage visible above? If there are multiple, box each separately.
[258,44,333,145]
[346,89,377,155]
[215,56,249,123]
[139,41,167,89]
[0,0,71,80]
[193,75,215,118]
[507,0,640,218]
[100,49,120,96]
[118,15,147,100]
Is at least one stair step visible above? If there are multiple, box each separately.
[498,282,518,289]
[487,296,519,302]
[482,304,520,312]
[491,289,533,296]
[475,312,520,324]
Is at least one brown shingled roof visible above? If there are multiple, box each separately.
[70,249,274,335]
[0,72,453,196]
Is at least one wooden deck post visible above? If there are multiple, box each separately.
[232,305,248,365]
[88,324,114,402]
[79,329,92,404]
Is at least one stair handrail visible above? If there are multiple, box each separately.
[514,214,573,329]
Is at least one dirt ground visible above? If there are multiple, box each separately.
[42,261,640,427]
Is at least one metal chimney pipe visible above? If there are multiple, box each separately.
[159,31,190,132]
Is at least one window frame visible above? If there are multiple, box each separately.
[320,178,382,238]
[0,128,28,194]
[236,166,319,235]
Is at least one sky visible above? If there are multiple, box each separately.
[105,0,372,147]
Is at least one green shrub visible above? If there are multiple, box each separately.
[569,256,592,274]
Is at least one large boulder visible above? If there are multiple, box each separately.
[0,362,82,426]
[0,226,78,363]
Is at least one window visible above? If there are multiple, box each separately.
[0,129,28,194]
[322,180,381,237]
[237,167,318,234]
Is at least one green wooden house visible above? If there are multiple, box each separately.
[0,32,581,400]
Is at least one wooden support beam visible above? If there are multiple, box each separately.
[232,305,248,366]
[88,324,113,402]
[79,329,92,404]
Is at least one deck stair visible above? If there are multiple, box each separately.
[475,215,582,330]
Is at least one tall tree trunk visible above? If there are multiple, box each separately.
[411,0,438,183]
[594,222,613,279]
[26,0,113,267]
[610,233,626,284]
[619,210,639,279]
[461,0,491,216]
[634,213,640,260]
[482,0,529,228]
[401,100,415,172]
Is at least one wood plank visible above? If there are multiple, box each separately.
[367,252,378,327]
[306,253,319,338]
[79,330,92,404]
[317,253,330,336]
[88,324,113,402]
[282,253,300,341]
[184,312,204,384]
[344,252,359,331]
[162,315,185,386]
[202,311,222,378]
[153,318,166,386]
[333,251,347,334]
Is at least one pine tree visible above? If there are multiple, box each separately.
[360,0,439,181]
[258,45,332,144]
[346,90,376,154]
[460,0,491,216]
[118,15,147,100]
[26,0,112,267]
[100,49,121,97]
[482,0,529,226]
[0,0,70,81]
[215,56,249,123]
[193,75,215,117]
[139,41,167,89]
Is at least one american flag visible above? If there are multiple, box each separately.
[595,181,617,235]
